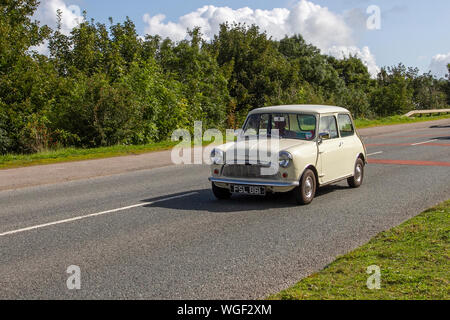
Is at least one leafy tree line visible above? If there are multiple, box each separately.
[1,0,449,154]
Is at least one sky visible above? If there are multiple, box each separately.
[33,0,450,78]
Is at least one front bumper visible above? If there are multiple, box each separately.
[208,177,299,187]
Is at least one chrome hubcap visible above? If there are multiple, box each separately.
[355,165,362,183]
[304,176,313,198]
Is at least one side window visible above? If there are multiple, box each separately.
[258,114,270,136]
[288,114,300,132]
[338,114,355,137]
[319,116,339,139]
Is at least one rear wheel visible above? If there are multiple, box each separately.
[212,182,232,200]
[348,158,365,188]
[293,169,316,205]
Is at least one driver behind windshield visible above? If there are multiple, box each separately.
[273,117,297,139]
[244,113,316,141]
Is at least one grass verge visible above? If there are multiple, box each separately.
[269,200,450,300]
[354,114,450,128]
[0,141,178,169]
[1,114,449,170]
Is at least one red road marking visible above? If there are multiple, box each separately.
[367,143,410,147]
[366,143,450,147]
[395,134,446,138]
[369,134,445,139]
[369,159,450,167]
[419,143,450,147]
[365,133,450,140]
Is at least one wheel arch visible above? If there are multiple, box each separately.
[301,164,319,188]
[357,153,366,164]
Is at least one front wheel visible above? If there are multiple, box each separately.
[348,158,365,188]
[293,169,316,205]
[212,182,232,200]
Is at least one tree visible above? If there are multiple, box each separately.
[411,72,447,110]
[158,28,230,129]
[370,64,414,116]
[328,55,371,89]
[210,23,296,126]
[0,0,50,73]
[278,35,347,106]
[0,0,53,153]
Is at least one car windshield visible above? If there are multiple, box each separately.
[243,113,317,141]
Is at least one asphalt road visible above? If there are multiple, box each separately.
[0,120,449,299]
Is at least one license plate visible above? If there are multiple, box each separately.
[231,185,266,196]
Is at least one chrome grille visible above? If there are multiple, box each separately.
[222,164,280,180]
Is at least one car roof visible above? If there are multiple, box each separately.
[248,105,350,115]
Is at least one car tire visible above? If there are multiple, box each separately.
[212,182,232,200]
[293,169,316,205]
[348,158,365,188]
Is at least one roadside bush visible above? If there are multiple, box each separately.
[340,87,373,119]
[0,104,12,154]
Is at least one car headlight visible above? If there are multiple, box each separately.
[210,148,224,165]
[279,151,293,168]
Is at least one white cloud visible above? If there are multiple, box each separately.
[143,1,353,50]
[31,0,84,54]
[143,0,380,77]
[429,53,450,79]
[326,46,380,78]
[34,0,84,35]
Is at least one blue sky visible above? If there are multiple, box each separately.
[39,0,450,77]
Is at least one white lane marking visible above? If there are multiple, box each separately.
[367,151,383,156]
[411,139,437,146]
[0,192,198,237]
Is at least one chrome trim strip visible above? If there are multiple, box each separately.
[209,177,299,187]
[319,174,353,187]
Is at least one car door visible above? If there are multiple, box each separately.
[337,113,358,176]
[317,114,346,184]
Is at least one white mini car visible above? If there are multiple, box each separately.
[209,105,367,205]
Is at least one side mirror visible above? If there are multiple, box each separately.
[318,132,330,144]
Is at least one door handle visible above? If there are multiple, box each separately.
[339,142,344,147]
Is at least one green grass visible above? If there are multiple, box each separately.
[354,114,450,129]
[0,141,179,169]
[269,200,450,300]
[0,114,449,170]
